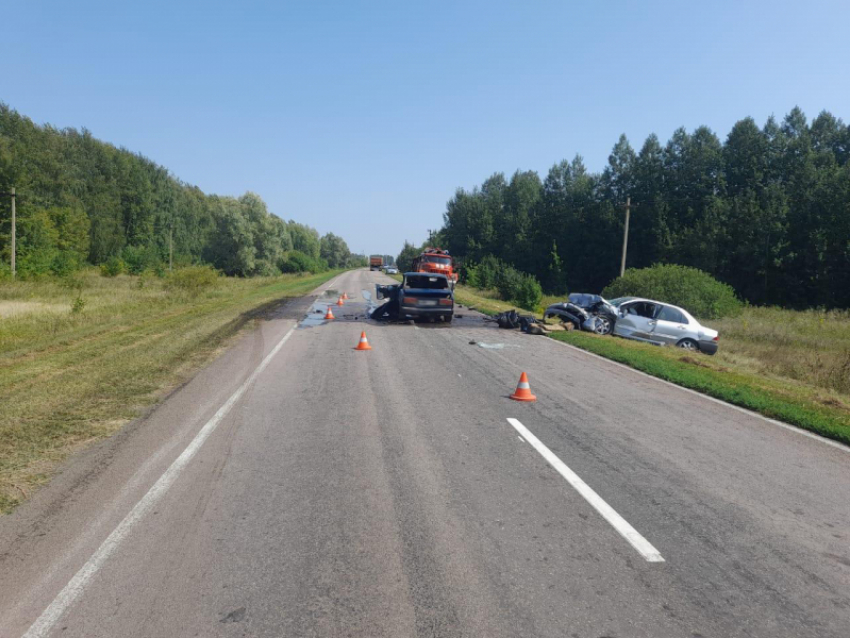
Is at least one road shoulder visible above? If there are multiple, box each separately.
[0,278,339,633]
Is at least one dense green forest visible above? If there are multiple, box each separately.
[437,108,850,308]
[0,104,363,278]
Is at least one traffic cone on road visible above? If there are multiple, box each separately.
[324,306,335,320]
[510,372,537,402]
[354,331,372,351]
[342,292,349,300]
[336,296,344,306]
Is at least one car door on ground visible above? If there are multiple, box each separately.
[652,304,690,345]
[614,301,659,341]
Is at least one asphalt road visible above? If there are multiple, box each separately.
[1,268,848,637]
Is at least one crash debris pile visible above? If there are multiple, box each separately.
[493,310,565,336]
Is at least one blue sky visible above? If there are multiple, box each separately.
[4,0,849,256]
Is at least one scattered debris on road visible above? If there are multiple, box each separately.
[220,607,247,624]
[469,342,520,350]
[494,310,546,335]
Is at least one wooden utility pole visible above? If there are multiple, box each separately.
[620,196,630,277]
[9,188,15,279]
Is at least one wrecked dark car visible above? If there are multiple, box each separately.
[372,272,454,323]
[543,293,617,335]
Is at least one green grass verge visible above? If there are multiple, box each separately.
[453,283,850,447]
[550,331,850,446]
[453,285,511,316]
[0,269,342,513]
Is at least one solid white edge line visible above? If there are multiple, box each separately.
[22,324,299,638]
[24,270,351,637]
[548,337,850,454]
[507,418,665,563]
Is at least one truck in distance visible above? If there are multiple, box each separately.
[369,255,384,271]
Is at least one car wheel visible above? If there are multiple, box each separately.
[594,316,613,335]
[443,314,453,323]
[676,338,698,352]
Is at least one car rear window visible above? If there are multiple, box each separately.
[405,275,448,289]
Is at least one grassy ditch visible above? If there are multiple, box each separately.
[0,269,341,513]
[454,284,850,446]
[453,283,561,315]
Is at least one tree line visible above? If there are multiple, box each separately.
[437,107,850,308]
[0,104,364,278]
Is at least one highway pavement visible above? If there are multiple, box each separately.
[1,268,848,637]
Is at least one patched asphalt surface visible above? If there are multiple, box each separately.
[1,269,849,637]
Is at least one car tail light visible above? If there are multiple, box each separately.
[402,297,417,305]
[438,298,452,306]
[713,335,719,341]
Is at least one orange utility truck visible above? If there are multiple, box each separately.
[411,248,458,283]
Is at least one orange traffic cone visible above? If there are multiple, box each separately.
[342,292,349,300]
[510,372,537,402]
[354,331,372,351]
[336,296,344,306]
[324,306,335,320]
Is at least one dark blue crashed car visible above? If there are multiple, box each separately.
[372,273,454,323]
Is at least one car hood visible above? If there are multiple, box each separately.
[560,295,617,314]
[544,302,589,318]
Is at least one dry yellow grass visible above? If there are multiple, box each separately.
[0,300,65,318]
[712,307,850,397]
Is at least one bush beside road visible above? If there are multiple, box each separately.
[0,269,341,513]
[454,284,850,446]
[602,264,743,319]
